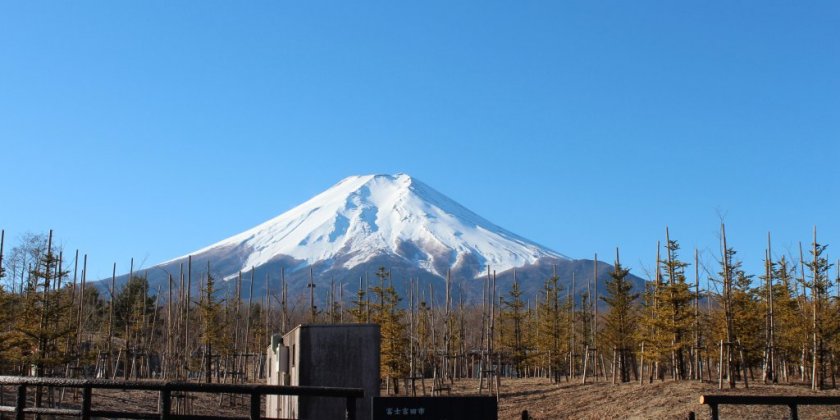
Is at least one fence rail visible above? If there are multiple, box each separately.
[699,394,840,420]
[0,375,364,420]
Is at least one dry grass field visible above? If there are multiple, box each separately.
[449,377,840,419]
[4,377,840,419]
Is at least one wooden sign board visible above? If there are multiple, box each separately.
[372,396,497,420]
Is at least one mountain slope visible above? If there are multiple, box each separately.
[169,174,568,280]
[105,174,643,301]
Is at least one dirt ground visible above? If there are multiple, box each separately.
[447,377,840,420]
[3,378,840,419]
[0,385,257,418]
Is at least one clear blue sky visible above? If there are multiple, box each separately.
[1,2,838,282]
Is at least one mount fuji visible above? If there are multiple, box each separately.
[109,174,642,300]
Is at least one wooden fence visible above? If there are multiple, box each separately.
[699,394,840,420]
[0,376,364,420]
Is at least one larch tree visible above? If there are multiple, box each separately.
[730,266,762,382]
[113,275,156,377]
[637,241,673,382]
[0,246,9,365]
[197,271,224,383]
[348,277,368,323]
[577,287,593,371]
[14,232,74,377]
[804,230,833,390]
[637,267,661,382]
[415,297,432,377]
[601,249,638,383]
[500,274,528,376]
[657,234,692,380]
[715,225,738,389]
[0,277,15,369]
[369,267,409,393]
[536,272,565,382]
[771,256,807,382]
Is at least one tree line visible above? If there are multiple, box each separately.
[0,225,838,395]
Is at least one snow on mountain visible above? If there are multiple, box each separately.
[173,174,568,279]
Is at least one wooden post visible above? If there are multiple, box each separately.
[249,391,260,420]
[798,244,807,384]
[639,342,645,385]
[737,339,748,388]
[205,264,213,384]
[186,256,192,376]
[765,232,776,384]
[69,250,78,329]
[81,386,91,420]
[346,396,357,420]
[445,269,451,383]
[570,272,576,380]
[612,346,617,384]
[811,227,821,391]
[308,267,316,322]
[265,272,270,340]
[592,254,599,382]
[491,271,497,392]
[718,340,724,389]
[234,271,242,384]
[107,263,116,378]
[77,254,88,356]
[582,345,589,384]
[365,271,370,323]
[166,274,173,379]
[178,263,185,379]
[245,267,255,379]
[123,258,135,380]
[15,385,26,420]
[721,224,735,389]
[0,229,4,285]
[478,267,488,393]
[709,403,719,420]
[160,386,171,420]
[408,276,415,395]
[694,248,701,382]
[281,267,287,333]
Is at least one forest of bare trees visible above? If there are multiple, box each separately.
[1,225,839,398]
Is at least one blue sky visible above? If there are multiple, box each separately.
[1,1,838,282]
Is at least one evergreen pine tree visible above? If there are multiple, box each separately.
[500,275,527,376]
[13,234,74,377]
[804,232,833,390]
[659,236,692,380]
[348,278,368,323]
[369,267,408,393]
[536,273,565,382]
[730,268,762,380]
[601,250,638,382]
[771,256,807,381]
[197,272,224,383]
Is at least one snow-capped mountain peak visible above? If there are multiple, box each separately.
[179,173,567,278]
